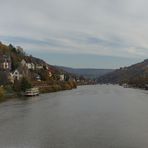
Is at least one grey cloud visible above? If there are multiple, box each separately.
[0,0,148,58]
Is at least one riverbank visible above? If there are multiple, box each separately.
[0,87,18,103]
[0,80,77,102]
[37,81,77,93]
[119,82,148,91]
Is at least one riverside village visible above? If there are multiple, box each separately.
[0,42,84,100]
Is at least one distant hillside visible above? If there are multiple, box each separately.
[56,66,114,79]
[97,59,148,84]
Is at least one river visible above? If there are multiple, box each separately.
[0,85,148,148]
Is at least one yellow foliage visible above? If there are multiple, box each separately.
[0,87,5,99]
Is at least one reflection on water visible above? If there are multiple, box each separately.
[0,85,148,148]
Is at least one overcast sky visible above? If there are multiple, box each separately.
[0,0,148,68]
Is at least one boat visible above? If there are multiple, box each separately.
[122,83,129,88]
[24,87,39,97]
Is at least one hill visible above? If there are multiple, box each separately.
[0,42,65,74]
[97,59,148,88]
[0,41,78,99]
[55,66,114,79]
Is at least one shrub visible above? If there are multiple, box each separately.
[51,84,62,92]
[39,84,62,93]
[4,85,13,93]
[0,87,5,100]
[13,80,21,92]
[63,83,72,90]
[67,81,77,88]
[20,77,32,92]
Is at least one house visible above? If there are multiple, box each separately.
[45,65,49,70]
[26,63,31,69]
[76,79,80,82]
[36,64,43,69]
[59,74,65,81]
[36,75,41,81]
[8,73,14,84]
[31,63,35,70]
[11,69,22,81]
[9,61,30,82]
[10,67,29,82]
[19,60,30,76]
[48,71,52,77]
[21,59,35,70]
[0,54,11,71]
[21,59,27,66]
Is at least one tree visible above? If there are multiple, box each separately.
[0,87,5,99]
[20,77,32,92]
[9,44,17,53]
[38,70,49,81]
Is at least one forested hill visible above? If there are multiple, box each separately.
[0,42,61,73]
[97,59,148,87]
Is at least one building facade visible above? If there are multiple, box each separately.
[0,55,11,71]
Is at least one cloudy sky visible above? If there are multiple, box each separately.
[0,0,148,68]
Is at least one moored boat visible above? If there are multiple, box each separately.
[24,87,39,97]
[122,83,129,88]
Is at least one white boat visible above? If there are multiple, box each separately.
[24,87,39,97]
[122,83,129,88]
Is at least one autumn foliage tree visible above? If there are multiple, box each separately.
[20,77,32,92]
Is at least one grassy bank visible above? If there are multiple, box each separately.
[0,86,19,102]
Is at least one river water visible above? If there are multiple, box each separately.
[0,85,148,148]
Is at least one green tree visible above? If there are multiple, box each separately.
[20,77,32,92]
[9,44,17,53]
[38,70,49,81]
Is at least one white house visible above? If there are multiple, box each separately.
[26,63,35,70]
[48,71,52,77]
[21,59,27,66]
[11,70,22,81]
[26,63,32,69]
[59,74,65,81]
[8,73,14,84]
[45,65,49,70]
[31,63,35,70]
[3,62,9,69]
[21,59,35,70]
[36,75,41,81]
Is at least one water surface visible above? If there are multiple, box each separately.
[0,85,148,148]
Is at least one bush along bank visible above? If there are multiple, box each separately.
[0,85,19,102]
[35,80,77,94]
